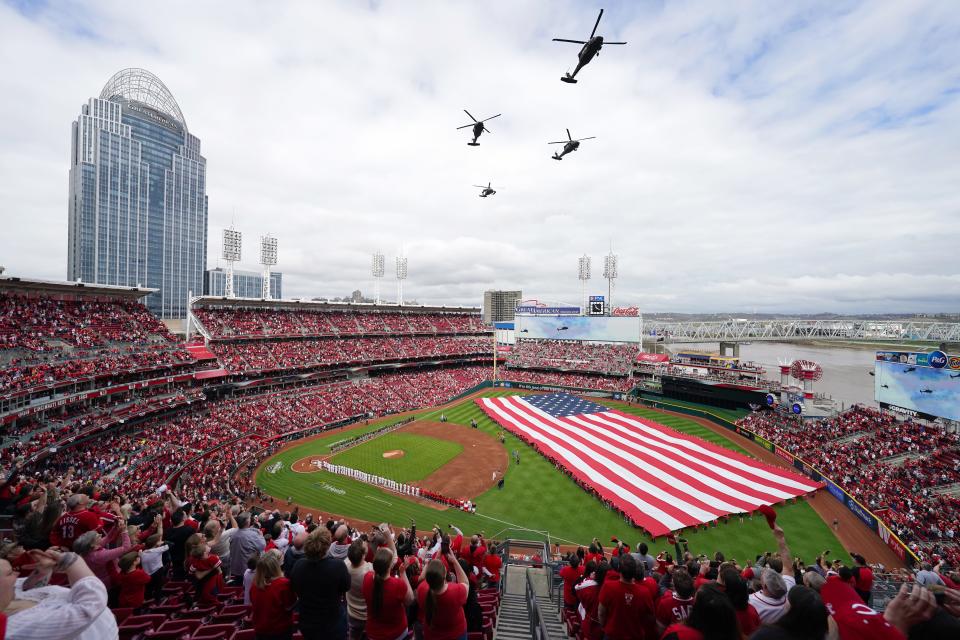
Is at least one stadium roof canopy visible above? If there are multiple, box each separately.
[100,68,187,132]
[192,295,480,314]
[0,275,156,300]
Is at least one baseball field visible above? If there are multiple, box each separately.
[255,390,850,563]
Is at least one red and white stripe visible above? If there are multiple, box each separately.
[478,395,821,537]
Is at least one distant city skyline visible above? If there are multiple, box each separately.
[1,2,958,313]
[67,68,207,318]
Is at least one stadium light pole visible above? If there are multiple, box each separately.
[578,254,591,316]
[222,227,242,298]
[603,250,618,316]
[396,255,408,306]
[260,235,277,299]
[372,251,385,305]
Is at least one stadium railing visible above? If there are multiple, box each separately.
[525,568,553,640]
[624,395,920,567]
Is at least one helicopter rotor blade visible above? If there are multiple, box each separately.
[590,9,604,38]
[574,136,597,141]
[482,125,493,134]
[456,124,473,130]
[567,128,572,141]
[473,185,487,189]
[463,109,478,123]
[604,41,627,45]
[480,114,501,123]
[552,38,587,44]
[548,141,567,144]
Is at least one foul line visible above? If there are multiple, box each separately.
[472,512,581,546]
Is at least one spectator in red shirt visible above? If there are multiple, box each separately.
[662,583,739,640]
[597,554,656,640]
[363,547,414,640]
[49,493,101,549]
[116,551,151,609]
[188,543,226,606]
[417,553,469,640]
[559,555,584,611]
[481,545,502,588]
[250,549,297,640]
[656,569,694,631]
[852,553,874,604]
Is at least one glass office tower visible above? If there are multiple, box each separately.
[67,68,208,318]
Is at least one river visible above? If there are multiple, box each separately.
[670,342,883,409]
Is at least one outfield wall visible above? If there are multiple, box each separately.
[633,395,920,566]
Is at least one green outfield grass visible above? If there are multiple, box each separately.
[256,390,849,564]
[328,432,462,482]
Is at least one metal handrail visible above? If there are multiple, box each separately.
[524,566,552,640]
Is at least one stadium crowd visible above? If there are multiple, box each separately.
[738,407,960,567]
[194,306,488,339]
[501,368,634,392]
[209,336,491,374]
[507,339,638,375]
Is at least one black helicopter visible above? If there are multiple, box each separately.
[904,366,917,373]
[951,373,960,378]
[457,110,501,146]
[920,388,933,394]
[553,9,626,83]
[549,129,595,160]
[881,384,889,388]
[474,182,497,198]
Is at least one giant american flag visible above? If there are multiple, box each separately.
[477,393,822,537]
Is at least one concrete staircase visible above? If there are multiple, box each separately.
[494,564,567,640]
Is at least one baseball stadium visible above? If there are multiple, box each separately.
[4,276,958,638]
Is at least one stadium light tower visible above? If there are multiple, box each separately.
[372,251,385,305]
[222,227,242,298]
[260,235,277,299]
[578,254,591,316]
[603,249,618,315]
[396,255,408,306]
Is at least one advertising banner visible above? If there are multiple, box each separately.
[774,446,793,463]
[874,351,960,421]
[515,315,640,343]
[754,436,775,452]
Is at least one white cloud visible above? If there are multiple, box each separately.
[0,0,957,313]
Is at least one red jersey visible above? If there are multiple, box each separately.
[656,590,693,627]
[417,581,468,640]
[50,510,102,549]
[482,554,502,583]
[189,554,225,605]
[640,576,659,602]
[854,566,874,593]
[559,564,584,606]
[362,573,409,640]
[460,542,486,569]
[736,605,761,636]
[250,577,296,636]
[575,580,602,640]
[116,569,151,608]
[598,580,656,640]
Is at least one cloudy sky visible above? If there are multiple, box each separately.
[1,1,958,313]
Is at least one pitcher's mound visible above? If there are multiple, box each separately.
[382,450,405,459]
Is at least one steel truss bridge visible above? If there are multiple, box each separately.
[645,319,960,344]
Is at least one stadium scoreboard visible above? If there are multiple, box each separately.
[589,295,605,316]
[874,350,959,422]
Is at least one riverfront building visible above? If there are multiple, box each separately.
[67,68,208,318]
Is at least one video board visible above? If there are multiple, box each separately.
[874,350,960,421]
[514,314,640,343]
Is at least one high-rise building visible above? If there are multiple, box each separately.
[67,68,208,318]
[204,268,282,299]
[483,290,522,324]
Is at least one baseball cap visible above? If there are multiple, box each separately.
[820,579,904,640]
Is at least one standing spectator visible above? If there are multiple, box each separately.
[229,512,266,583]
[720,569,759,636]
[417,552,468,640]
[188,542,226,606]
[49,494,101,550]
[915,562,946,588]
[481,544,502,588]
[116,551,151,609]
[560,555,584,611]
[363,547,414,640]
[163,510,196,579]
[290,526,351,640]
[140,533,168,602]
[204,513,234,570]
[72,526,135,596]
[656,569,694,630]
[345,539,372,640]
[750,586,829,640]
[597,554,656,640]
[250,550,297,640]
[748,523,797,624]
[633,542,655,575]
[282,531,307,578]
[852,554,874,604]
